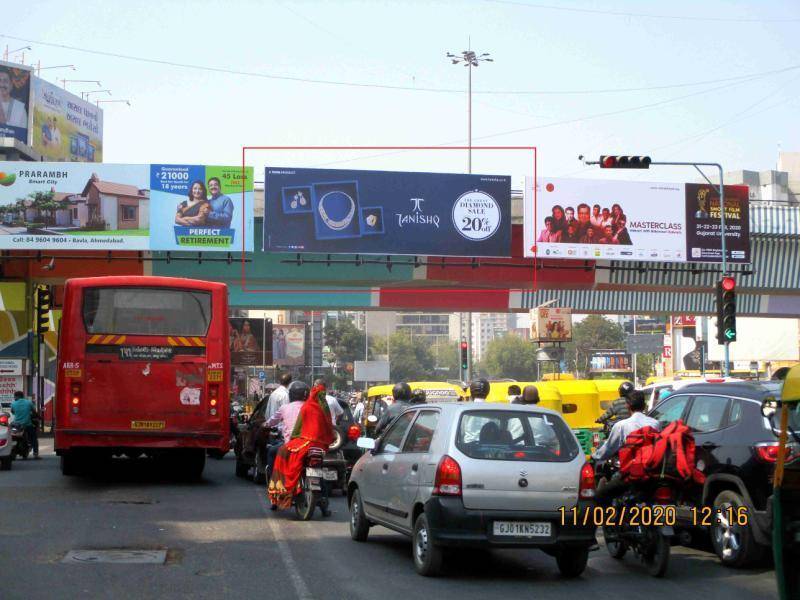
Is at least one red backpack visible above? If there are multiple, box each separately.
[619,420,705,484]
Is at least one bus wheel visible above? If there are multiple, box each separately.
[60,452,81,476]
[183,450,205,481]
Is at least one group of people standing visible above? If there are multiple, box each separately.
[538,203,632,246]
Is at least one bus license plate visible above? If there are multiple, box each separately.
[493,521,551,537]
[131,420,166,430]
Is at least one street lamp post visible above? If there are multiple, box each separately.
[96,99,131,108]
[60,79,100,90]
[447,44,492,383]
[81,90,112,101]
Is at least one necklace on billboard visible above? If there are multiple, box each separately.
[318,191,355,231]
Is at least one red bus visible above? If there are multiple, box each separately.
[55,276,229,478]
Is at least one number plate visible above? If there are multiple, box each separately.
[323,469,338,481]
[493,521,551,537]
[130,420,165,430]
[306,467,323,478]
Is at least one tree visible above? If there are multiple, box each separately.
[566,315,626,376]
[431,340,460,380]
[323,318,366,365]
[371,332,436,382]
[481,334,537,380]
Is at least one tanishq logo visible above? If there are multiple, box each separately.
[396,197,440,228]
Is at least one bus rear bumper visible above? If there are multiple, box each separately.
[55,429,226,453]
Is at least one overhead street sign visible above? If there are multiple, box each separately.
[625,334,664,355]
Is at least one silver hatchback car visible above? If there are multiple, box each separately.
[348,402,596,577]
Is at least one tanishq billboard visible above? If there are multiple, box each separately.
[524,177,750,264]
[0,161,253,251]
[263,167,512,257]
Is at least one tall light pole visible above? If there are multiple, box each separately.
[447,44,492,383]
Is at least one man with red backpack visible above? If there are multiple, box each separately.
[592,390,660,503]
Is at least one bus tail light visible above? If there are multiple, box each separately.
[209,385,219,416]
[71,382,81,414]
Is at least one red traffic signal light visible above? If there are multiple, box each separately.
[599,155,651,169]
[460,341,468,350]
[721,276,735,292]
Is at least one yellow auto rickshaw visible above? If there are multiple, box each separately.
[549,379,604,456]
[482,381,562,414]
[592,379,629,411]
[364,381,466,426]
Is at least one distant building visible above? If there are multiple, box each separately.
[724,152,800,205]
[471,313,516,361]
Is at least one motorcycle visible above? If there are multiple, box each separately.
[294,446,329,521]
[10,422,30,460]
[597,459,676,577]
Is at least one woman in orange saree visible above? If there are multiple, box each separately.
[268,384,333,510]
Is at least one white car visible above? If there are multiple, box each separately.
[0,412,12,470]
[348,403,596,577]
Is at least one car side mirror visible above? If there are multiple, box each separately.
[357,437,376,452]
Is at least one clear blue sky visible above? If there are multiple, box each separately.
[4,0,799,184]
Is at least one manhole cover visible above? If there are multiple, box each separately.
[62,550,167,564]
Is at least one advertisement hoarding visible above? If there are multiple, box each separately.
[589,350,632,372]
[524,177,750,264]
[354,360,390,382]
[0,161,253,251]
[230,317,264,366]
[707,317,799,362]
[31,77,103,162]
[271,324,306,367]
[529,307,572,342]
[0,60,32,145]
[264,167,512,257]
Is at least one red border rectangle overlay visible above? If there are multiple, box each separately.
[241,146,536,294]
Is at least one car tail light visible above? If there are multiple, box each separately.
[579,462,595,499]
[71,382,81,413]
[754,442,800,464]
[653,486,674,505]
[0,438,6,447]
[347,424,361,442]
[0,414,8,426]
[433,455,462,496]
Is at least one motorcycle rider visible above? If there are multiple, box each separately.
[591,390,660,503]
[469,378,491,402]
[374,382,412,436]
[596,381,635,429]
[266,373,292,419]
[11,391,39,459]
[511,385,540,405]
[264,381,310,509]
[409,388,427,405]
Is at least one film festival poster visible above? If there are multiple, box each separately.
[684,183,750,263]
[229,317,265,366]
[0,60,32,145]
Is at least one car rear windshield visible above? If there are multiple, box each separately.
[456,410,580,462]
[83,287,212,336]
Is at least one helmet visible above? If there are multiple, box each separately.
[288,381,310,402]
[392,382,412,402]
[618,381,635,397]
[469,378,491,399]
[410,389,427,404]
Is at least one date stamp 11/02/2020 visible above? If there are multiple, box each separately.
[559,505,749,528]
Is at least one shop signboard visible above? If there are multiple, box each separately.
[0,161,253,251]
[0,375,23,406]
[524,177,750,264]
[0,60,32,145]
[264,167,512,257]
[31,77,103,162]
[529,307,572,342]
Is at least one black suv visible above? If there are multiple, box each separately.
[649,381,799,567]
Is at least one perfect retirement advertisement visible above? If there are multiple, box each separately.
[0,161,253,251]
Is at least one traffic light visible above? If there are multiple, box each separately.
[716,277,736,343]
[35,285,51,334]
[460,339,469,371]
[600,155,652,169]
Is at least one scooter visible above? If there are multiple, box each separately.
[10,422,30,460]
[597,460,676,577]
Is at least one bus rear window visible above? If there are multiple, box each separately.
[83,287,212,336]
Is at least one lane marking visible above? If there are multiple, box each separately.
[256,489,313,600]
